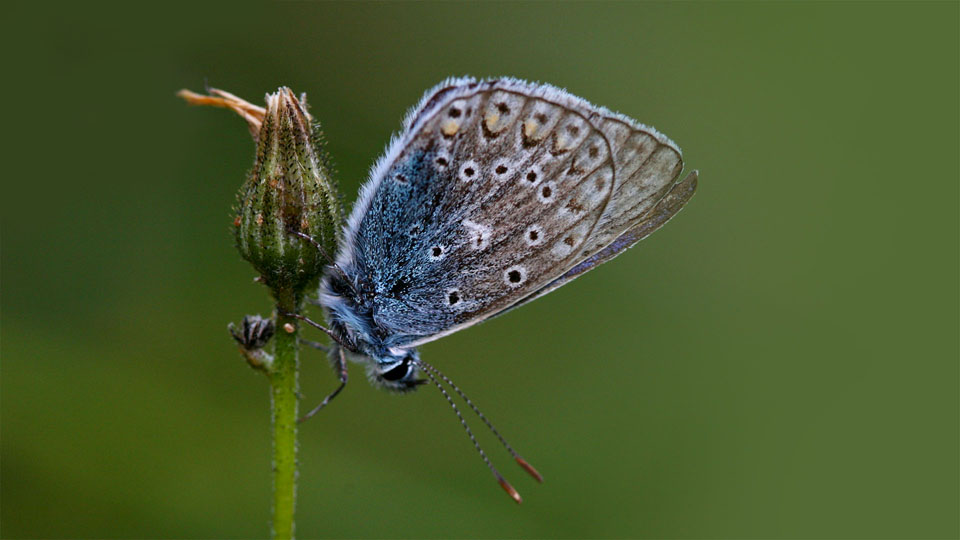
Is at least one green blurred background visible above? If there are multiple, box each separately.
[3,2,957,538]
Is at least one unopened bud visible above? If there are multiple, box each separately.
[180,86,342,295]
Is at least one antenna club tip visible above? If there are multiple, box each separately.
[498,477,523,504]
[515,457,544,483]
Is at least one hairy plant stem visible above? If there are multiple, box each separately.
[271,289,301,540]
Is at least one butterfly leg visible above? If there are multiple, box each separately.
[285,229,350,308]
[299,345,349,423]
[278,309,351,350]
[277,308,353,421]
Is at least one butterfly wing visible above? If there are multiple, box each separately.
[506,169,697,312]
[337,78,694,348]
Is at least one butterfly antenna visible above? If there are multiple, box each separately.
[420,367,523,504]
[418,360,543,483]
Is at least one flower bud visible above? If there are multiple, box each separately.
[236,88,342,293]
[179,86,343,295]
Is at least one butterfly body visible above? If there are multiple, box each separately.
[317,77,697,392]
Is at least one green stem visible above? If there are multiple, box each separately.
[271,290,300,540]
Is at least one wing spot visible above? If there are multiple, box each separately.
[566,199,585,214]
[523,119,539,140]
[459,161,479,182]
[463,219,492,250]
[441,120,459,137]
[552,240,573,258]
[496,102,510,115]
[436,157,448,167]
[395,174,407,184]
[491,159,512,180]
[551,133,572,156]
[535,113,548,123]
[539,182,556,203]
[564,236,575,246]
[588,145,599,158]
[390,278,410,296]
[448,107,462,118]
[429,245,445,260]
[525,224,544,246]
[482,115,499,138]
[447,290,460,306]
[504,265,527,287]
[566,124,580,136]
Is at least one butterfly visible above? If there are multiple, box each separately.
[296,77,698,502]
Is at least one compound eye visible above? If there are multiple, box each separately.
[380,359,410,381]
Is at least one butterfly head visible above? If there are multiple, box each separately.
[367,348,425,393]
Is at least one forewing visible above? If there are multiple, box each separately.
[341,78,692,347]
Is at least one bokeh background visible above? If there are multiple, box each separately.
[3,2,957,539]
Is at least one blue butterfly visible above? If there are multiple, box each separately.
[297,77,697,502]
